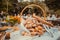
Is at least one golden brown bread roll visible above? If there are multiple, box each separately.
[0,26,8,31]
[5,32,10,39]
[29,28,35,32]
[37,26,43,30]
[35,27,39,31]
[33,14,54,27]
[21,31,29,36]
[30,32,37,36]
[38,30,44,35]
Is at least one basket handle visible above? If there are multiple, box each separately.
[20,4,46,20]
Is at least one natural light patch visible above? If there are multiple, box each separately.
[17,0,45,2]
